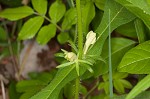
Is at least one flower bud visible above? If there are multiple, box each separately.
[83,31,96,54]
[65,52,77,61]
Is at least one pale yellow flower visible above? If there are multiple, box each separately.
[83,31,96,54]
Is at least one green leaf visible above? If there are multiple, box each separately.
[120,79,132,89]
[102,73,109,82]
[57,32,69,44]
[104,82,109,94]
[114,91,150,99]
[114,79,125,93]
[68,40,78,53]
[0,6,34,21]
[93,60,107,77]
[126,75,150,99]
[87,0,136,58]
[91,10,103,31]
[0,42,18,57]
[16,80,46,92]
[115,21,137,38]
[113,72,128,79]
[31,0,47,15]
[147,0,150,4]
[84,64,93,73]
[102,38,136,71]
[93,0,106,10]
[78,60,93,65]
[0,26,7,41]
[30,66,86,99]
[18,16,44,40]
[56,62,75,68]
[28,72,53,84]
[54,53,64,58]
[61,8,77,30]
[118,41,150,74]
[20,91,39,99]
[134,18,146,43]
[64,82,75,99]
[82,1,95,34]
[8,81,20,99]
[115,0,150,29]
[80,84,87,95]
[93,38,135,77]
[36,24,56,44]
[98,82,105,90]
[90,94,106,99]
[49,1,66,23]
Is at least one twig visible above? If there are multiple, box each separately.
[0,75,8,99]
[2,20,19,74]
[1,80,6,99]
[83,78,99,99]
[34,12,63,32]
[18,40,34,78]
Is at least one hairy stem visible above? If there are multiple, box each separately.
[75,77,80,99]
[76,0,83,58]
[75,0,83,98]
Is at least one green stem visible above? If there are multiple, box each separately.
[108,9,113,98]
[83,78,99,99]
[76,0,83,59]
[11,22,17,37]
[34,12,63,32]
[75,0,83,98]
[2,21,19,74]
[75,77,80,99]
